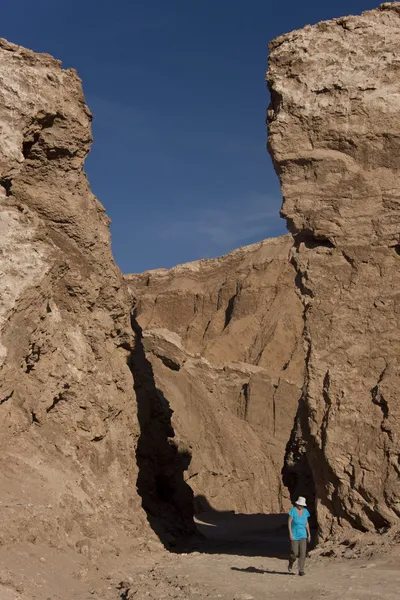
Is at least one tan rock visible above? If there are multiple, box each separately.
[127,236,305,513]
[267,3,400,539]
[0,38,194,549]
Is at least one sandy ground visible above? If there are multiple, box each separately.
[0,512,399,599]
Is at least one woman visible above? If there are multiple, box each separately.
[288,496,311,576]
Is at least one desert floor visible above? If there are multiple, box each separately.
[1,511,398,599]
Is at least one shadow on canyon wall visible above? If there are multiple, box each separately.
[281,401,317,529]
[130,313,197,548]
[130,308,316,557]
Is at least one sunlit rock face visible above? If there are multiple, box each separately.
[0,38,195,550]
[268,3,400,539]
[127,235,305,514]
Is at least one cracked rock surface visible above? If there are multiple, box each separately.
[0,37,194,550]
[127,236,305,513]
[267,3,400,539]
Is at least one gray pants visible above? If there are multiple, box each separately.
[289,538,307,573]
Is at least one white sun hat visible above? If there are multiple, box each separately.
[295,496,307,507]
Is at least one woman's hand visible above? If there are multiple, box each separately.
[307,535,311,543]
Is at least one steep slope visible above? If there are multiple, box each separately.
[127,236,305,513]
[0,38,194,550]
[268,3,400,539]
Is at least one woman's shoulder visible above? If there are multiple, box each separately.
[288,506,296,516]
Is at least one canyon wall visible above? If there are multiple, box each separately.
[267,3,400,539]
[0,38,194,551]
[127,235,305,514]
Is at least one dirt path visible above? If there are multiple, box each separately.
[161,549,400,600]
[1,514,399,599]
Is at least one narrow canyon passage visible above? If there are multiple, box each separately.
[3,4,400,597]
[126,235,316,549]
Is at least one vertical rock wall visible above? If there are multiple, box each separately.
[268,4,400,539]
[0,38,194,550]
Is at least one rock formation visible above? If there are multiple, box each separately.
[0,38,194,551]
[6,0,397,557]
[268,3,400,539]
[127,235,305,514]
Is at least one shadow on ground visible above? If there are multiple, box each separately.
[232,566,294,576]
[181,495,305,560]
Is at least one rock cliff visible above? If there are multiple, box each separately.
[127,235,305,514]
[0,38,194,550]
[268,3,400,539]
[7,0,397,554]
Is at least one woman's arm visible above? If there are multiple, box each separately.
[306,519,311,542]
[288,515,294,541]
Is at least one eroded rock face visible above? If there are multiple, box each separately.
[127,236,305,513]
[268,3,400,539]
[0,38,194,549]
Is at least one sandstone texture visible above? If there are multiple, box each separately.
[268,3,400,539]
[0,38,193,551]
[126,236,305,514]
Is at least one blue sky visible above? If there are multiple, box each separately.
[3,0,378,272]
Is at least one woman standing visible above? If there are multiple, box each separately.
[288,496,311,576]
